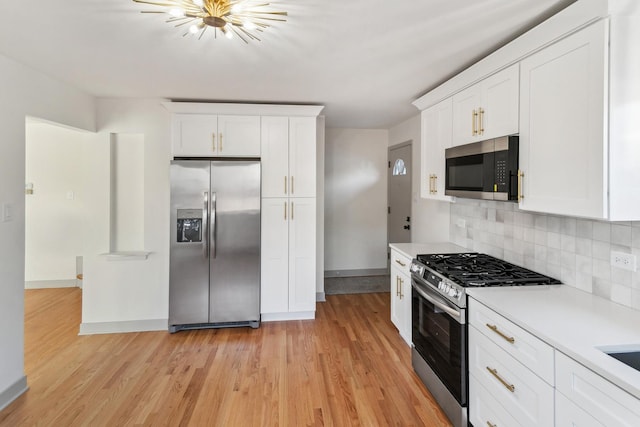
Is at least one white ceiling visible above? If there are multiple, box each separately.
[0,0,576,129]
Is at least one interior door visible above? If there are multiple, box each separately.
[388,143,412,245]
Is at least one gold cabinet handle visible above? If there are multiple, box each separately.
[284,201,287,220]
[517,170,524,202]
[284,176,287,194]
[486,323,515,344]
[291,201,294,220]
[479,108,485,135]
[486,367,515,393]
[395,259,406,267]
[472,109,478,136]
[487,422,497,427]
[396,276,400,297]
[219,133,223,152]
[212,133,216,152]
[432,174,437,194]
[399,277,404,299]
[291,176,294,195]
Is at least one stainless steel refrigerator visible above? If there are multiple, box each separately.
[169,160,260,332]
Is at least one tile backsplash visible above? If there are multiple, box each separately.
[450,199,640,310]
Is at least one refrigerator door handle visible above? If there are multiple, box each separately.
[203,192,209,258]
[211,192,217,259]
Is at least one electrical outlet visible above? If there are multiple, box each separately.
[2,203,13,222]
[611,251,637,272]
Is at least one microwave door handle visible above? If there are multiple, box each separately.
[203,192,209,259]
[412,282,463,323]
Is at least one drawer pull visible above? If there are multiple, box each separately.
[487,422,497,427]
[486,323,515,344]
[486,367,515,393]
[395,259,406,267]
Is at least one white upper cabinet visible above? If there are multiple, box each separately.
[518,20,607,218]
[172,114,260,157]
[421,98,453,201]
[452,64,519,146]
[261,116,317,198]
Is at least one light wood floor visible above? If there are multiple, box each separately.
[1,288,452,426]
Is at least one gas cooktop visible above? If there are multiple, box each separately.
[415,252,561,287]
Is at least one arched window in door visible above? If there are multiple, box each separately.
[392,158,407,176]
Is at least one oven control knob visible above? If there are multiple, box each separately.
[448,288,458,298]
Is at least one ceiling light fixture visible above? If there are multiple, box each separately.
[133,0,287,43]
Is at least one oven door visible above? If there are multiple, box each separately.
[412,278,467,405]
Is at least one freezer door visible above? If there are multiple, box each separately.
[209,160,261,323]
[170,160,211,325]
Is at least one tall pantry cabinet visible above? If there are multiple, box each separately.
[261,116,318,320]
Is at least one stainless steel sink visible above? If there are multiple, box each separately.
[600,345,640,372]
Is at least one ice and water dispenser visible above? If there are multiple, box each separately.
[176,209,202,243]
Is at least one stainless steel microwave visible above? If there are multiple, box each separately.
[444,136,519,201]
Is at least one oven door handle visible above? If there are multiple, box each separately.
[412,281,464,324]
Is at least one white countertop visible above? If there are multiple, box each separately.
[467,285,640,400]
[388,242,469,260]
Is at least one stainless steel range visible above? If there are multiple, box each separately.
[410,253,561,427]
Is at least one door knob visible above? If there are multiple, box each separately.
[406,216,411,222]
[403,225,411,230]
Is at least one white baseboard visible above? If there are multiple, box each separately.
[25,279,77,289]
[79,318,168,335]
[0,375,28,412]
[261,311,315,322]
[316,292,326,302]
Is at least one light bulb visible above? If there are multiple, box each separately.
[231,3,244,13]
[225,29,234,39]
[169,8,185,17]
[242,19,256,30]
[189,24,200,34]
[193,0,204,6]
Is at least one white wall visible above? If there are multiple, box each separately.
[0,53,95,409]
[25,122,90,286]
[324,128,389,272]
[388,114,450,243]
[79,99,171,333]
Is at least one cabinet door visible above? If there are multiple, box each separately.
[452,65,519,146]
[289,117,317,198]
[217,115,261,157]
[421,98,453,200]
[261,116,290,198]
[390,263,402,332]
[260,198,289,314]
[288,198,316,312]
[481,64,519,140]
[452,84,482,146]
[519,21,607,218]
[556,392,605,427]
[173,114,218,157]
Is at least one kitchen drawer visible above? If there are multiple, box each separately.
[469,325,554,427]
[556,351,640,426]
[556,391,604,427]
[390,249,412,277]
[469,297,554,385]
[469,373,522,427]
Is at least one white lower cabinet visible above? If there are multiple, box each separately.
[469,324,554,427]
[469,373,522,427]
[555,352,640,426]
[469,296,640,427]
[389,249,412,345]
[260,197,316,319]
[555,392,604,427]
